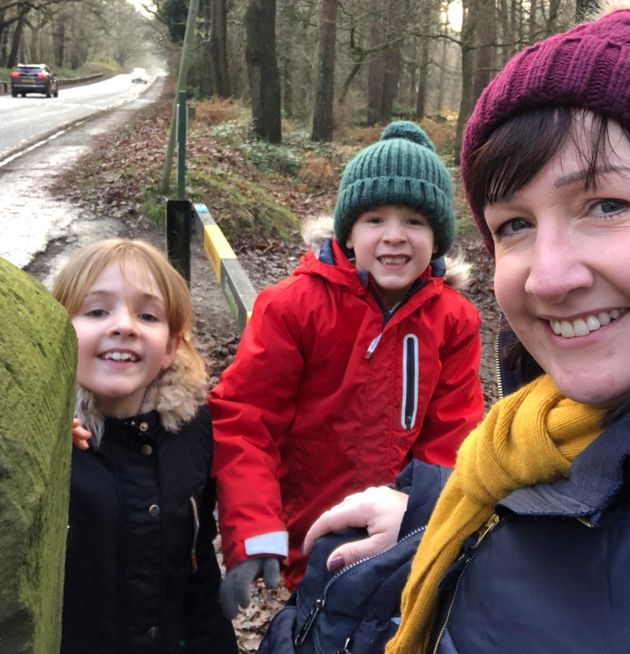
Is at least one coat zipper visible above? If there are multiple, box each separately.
[293,525,426,648]
[494,333,505,400]
[189,496,200,572]
[401,334,419,430]
[431,513,502,654]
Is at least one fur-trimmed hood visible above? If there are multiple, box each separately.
[302,214,473,291]
[75,346,208,447]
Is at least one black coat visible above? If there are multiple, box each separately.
[62,405,238,654]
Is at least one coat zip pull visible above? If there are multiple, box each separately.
[336,636,353,653]
[189,496,200,572]
[365,334,382,359]
[294,598,324,646]
[471,513,500,550]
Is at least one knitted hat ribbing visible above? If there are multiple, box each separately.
[461,8,630,254]
[333,120,455,258]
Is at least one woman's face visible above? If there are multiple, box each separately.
[486,118,630,407]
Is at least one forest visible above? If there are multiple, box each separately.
[1,0,601,152]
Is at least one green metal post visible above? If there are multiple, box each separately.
[160,0,200,194]
[176,90,187,200]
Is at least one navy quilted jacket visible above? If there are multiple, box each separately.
[426,408,630,653]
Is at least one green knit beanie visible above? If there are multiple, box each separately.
[333,120,455,257]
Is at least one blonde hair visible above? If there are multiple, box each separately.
[53,239,207,440]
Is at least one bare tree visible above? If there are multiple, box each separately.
[245,0,282,142]
[366,0,402,125]
[311,0,338,141]
[209,0,230,96]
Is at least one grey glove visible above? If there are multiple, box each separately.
[220,557,281,619]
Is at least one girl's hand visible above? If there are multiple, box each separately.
[302,485,409,571]
[72,418,92,450]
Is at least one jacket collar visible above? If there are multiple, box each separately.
[499,410,630,522]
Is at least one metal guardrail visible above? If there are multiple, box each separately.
[0,72,103,95]
[166,199,257,333]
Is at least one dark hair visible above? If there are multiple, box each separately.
[466,107,630,220]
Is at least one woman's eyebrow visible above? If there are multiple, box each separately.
[554,165,630,188]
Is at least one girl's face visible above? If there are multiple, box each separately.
[346,204,437,308]
[71,261,178,418]
[486,119,630,407]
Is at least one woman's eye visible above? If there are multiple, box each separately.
[590,198,629,217]
[495,217,532,239]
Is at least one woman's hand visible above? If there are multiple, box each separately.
[303,485,409,571]
[72,418,92,450]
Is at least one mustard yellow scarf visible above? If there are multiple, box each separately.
[386,374,605,654]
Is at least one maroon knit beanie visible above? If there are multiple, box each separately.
[461,8,630,254]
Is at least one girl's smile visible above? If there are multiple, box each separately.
[71,261,178,418]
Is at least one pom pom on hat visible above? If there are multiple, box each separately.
[380,120,436,151]
[333,120,455,258]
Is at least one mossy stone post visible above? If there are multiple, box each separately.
[0,258,76,653]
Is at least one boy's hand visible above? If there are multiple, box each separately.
[303,485,408,571]
[72,418,92,450]
[220,557,280,619]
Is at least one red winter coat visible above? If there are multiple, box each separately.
[210,239,483,589]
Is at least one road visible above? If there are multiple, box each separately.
[0,72,165,274]
[0,72,161,159]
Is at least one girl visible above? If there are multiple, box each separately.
[211,121,484,617]
[53,239,238,654]
[304,5,630,653]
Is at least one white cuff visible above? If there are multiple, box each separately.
[244,531,289,558]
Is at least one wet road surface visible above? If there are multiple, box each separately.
[0,76,164,277]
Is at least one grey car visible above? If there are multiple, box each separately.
[11,63,59,98]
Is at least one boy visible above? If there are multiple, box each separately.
[211,121,484,617]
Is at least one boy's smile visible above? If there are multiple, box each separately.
[71,261,178,418]
[346,204,437,308]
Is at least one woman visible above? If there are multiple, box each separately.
[303,5,630,652]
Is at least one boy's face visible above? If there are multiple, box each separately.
[71,261,178,418]
[346,204,437,308]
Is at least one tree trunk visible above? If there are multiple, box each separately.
[311,0,338,141]
[210,0,231,97]
[366,15,385,125]
[198,0,214,97]
[472,0,496,100]
[245,0,282,142]
[454,0,478,163]
[415,22,431,119]
[7,12,27,69]
[366,0,402,125]
[52,17,65,68]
